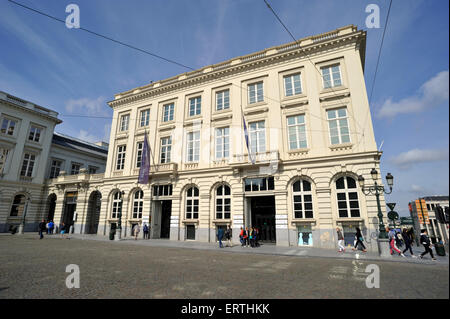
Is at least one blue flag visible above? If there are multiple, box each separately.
[243,115,255,164]
[138,132,151,184]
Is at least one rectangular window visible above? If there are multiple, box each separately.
[284,73,302,96]
[49,160,62,178]
[216,90,230,111]
[249,121,266,154]
[120,114,130,131]
[116,145,126,170]
[189,97,201,117]
[140,109,150,127]
[71,163,81,175]
[1,118,16,136]
[136,142,143,168]
[322,65,342,89]
[215,127,230,159]
[160,136,172,164]
[88,166,97,174]
[327,108,350,145]
[186,131,200,162]
[21,153,35,177]
[244,177,275,192]
[0,148,9,174]
[28,126,41,142]
[248,82,264,104]
[163,103,174,122]
[153,184,173,197]
[287,115,307,150]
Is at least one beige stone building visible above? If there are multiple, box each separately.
[45,25,388,252]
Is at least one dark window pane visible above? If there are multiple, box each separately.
[348,192,358,200]
[303,180,311,191]
[293,195,302,203]
[347,177,356,189]
[194,187,199,196]
[268,177,274,190]
[304,203,313,210]
[339,209,348,218]
[217,186,222,196]
[350,201,359,208]
[350,209,360,217]
[224,185,230,195]
[304,195,312,202]
[294,203,302,211]
[338,201,347,209]
[293,181,301,192]
[193,213,198,219]
[336,177,345,189]
[224,212,231,219]
[305,211,313,218]
[337,193,346,200]
[295,212,303,219]
[187,188,192,197]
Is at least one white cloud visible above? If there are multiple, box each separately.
[65,96,109,117]
[77,130,100,143]
[390,148,449,169]
[377,70,449,118]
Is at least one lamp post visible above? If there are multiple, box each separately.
[18,197,30,235]
[358,168,394,239]
[115,191,125,241]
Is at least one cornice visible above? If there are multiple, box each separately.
[108,27,365,109]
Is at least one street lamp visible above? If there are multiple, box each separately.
[18,197,30,235]
[115,191,125,241]
[359,168,394,239]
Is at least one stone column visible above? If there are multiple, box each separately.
[232,193,244,245]
[274,191,289,246]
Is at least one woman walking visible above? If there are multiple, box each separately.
[352,227,367,252]
[402,228,416,257]
[336,227,345,252]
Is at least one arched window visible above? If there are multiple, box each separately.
[10,194,26,217]
[111,191,122,218]
[132,190,144,219]
[292,180,313,218]
[336,176,360,218]
[216,185,231,219]
[186,186,199,219]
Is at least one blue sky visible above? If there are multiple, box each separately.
[0,0,448,216]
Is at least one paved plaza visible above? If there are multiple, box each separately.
[0,234,448,299]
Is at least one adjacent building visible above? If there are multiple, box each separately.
[0,91,108,233]
[46,25,389,252]
[409,196,449,244]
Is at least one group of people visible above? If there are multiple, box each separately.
[238,226,260,248]
[38,219,70,239]
[336,226,439,261]
[132,223,150,240]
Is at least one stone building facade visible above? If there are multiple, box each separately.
[45,25,388,252]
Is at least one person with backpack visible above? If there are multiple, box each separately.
[419,229,436,261]
[143,223,149,239]
[249,227,256,248]
[336,227,345,252]
[48,220,54,235]
[38,219,46,239]
[352,227,367,252]
[402,228,416,257]
[225,225,232,247]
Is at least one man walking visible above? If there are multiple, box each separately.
[419,229,436,261]
[336,227,345,252]
[217,227,224,248]
[38,219,46,239]
[225,225,232,247]
[143,223,149,239]
[402,228,416,257]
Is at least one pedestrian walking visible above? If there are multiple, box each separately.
[143,223,149,239]
[388,227,404,257]
[402,228,416,257]
[46,221,50,234]
[38,219,46,239]
[336,227,345,252]
[225,225,232,247]
[419,229,436,261]
[239,227,245,246]
[217,227,224,248]
[133,224,140,240]
[352,227,367,252]
[254,227,260,247]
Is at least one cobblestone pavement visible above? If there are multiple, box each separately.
[0,234,448,299]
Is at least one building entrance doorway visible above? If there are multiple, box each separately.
[160,200,171,239]
[152,200,172,239]
[250,196,276,242]
[62,192,77,231]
